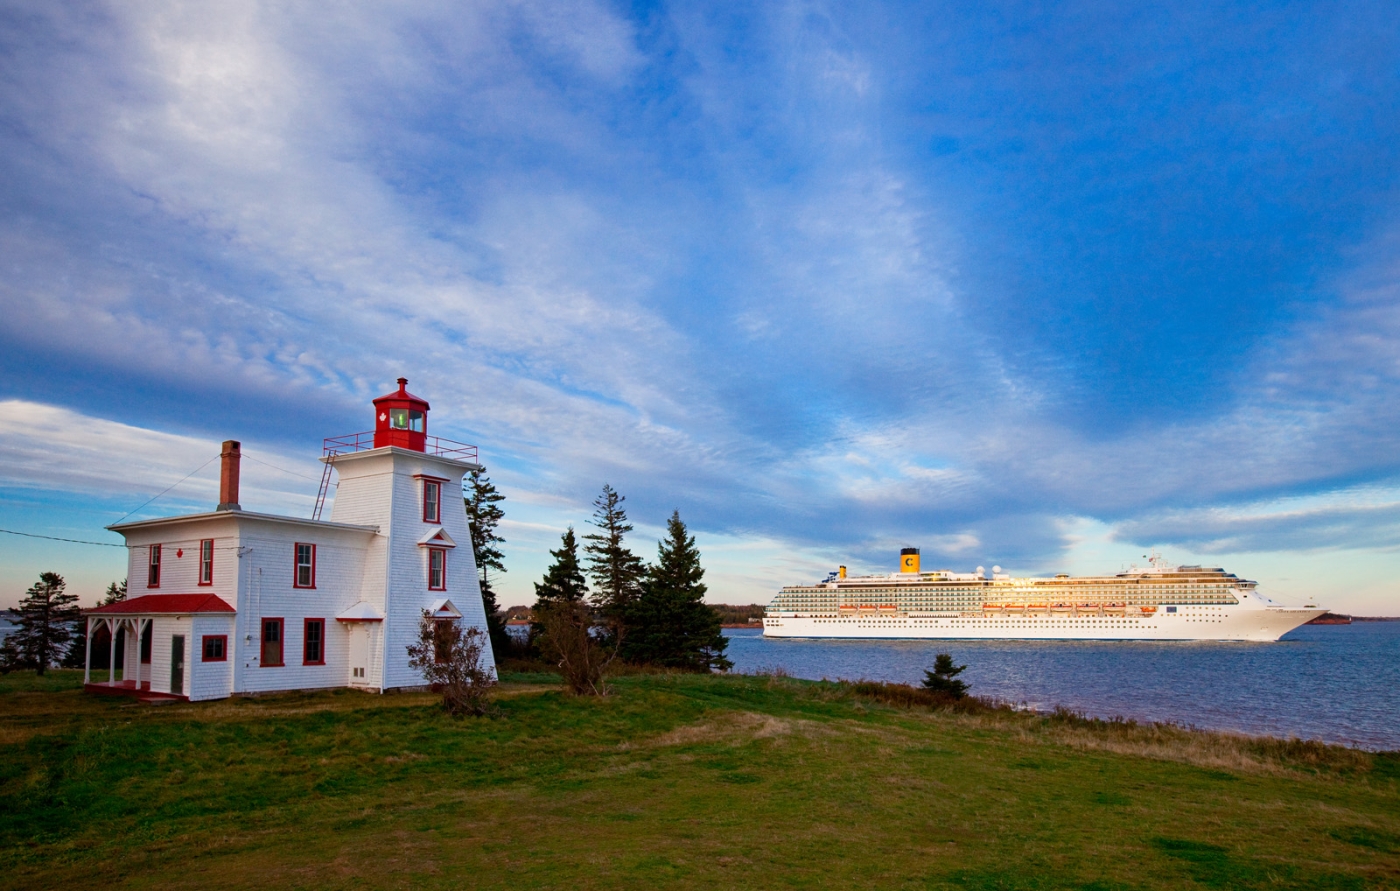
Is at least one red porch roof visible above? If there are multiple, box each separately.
[85,594,235,615]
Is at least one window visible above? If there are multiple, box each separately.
[294,543,316,588]
[433,619,455,664]
[303,618,325,665]
[422,480,441,523]
[202,635,227,662]
[261,618,284,666]
[147,544,162,588]
[428,547,446,591]
[199,539,214,585]
[141,623,152,664]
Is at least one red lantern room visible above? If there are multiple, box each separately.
[372,378,430,451]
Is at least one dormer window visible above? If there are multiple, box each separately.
[423,480,441,523]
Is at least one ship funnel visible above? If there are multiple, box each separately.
[838,565,847,579]
[899,547,920,574]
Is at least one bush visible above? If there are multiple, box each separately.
[536,600,619,696]
[406,614,496,716]
[850,680,993,714]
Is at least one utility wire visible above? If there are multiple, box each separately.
[112,455,219,524]
[241,452,323,483]
[0,528,125,547]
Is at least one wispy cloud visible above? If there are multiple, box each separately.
[2,1,1399,608]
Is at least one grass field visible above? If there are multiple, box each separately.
[2,669,1398,890]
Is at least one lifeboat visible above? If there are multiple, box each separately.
[982,603,1002,611]
[1027,603,1049,610]
[1139,606,1158,614]
[877,604,898,612]
[1103,603,1127,614]
[1050,603,1073,612]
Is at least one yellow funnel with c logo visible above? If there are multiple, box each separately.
[900,547,920,573]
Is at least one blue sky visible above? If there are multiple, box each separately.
[2,1,1399,612]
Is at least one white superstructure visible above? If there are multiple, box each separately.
[764,550,1324,642]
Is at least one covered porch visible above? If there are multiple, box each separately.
[82,594,236,702]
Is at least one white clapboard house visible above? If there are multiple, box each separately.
[83,379,495,702]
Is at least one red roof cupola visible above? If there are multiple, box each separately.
[372,378,430,451]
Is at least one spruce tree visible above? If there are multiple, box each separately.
[583,484,645,630]
[2,572,80,675]
[922,653,969,698]
[621,511,731,672]
[533,527,588,606]
[464,467,508,655]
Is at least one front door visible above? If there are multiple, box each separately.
[170,635,185,695]
[348,625,368,684]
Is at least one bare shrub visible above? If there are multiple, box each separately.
[406,613,496,716]
[536,600,620,696]
[850,680,999,714]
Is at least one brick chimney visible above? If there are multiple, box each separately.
[217,440,242,511]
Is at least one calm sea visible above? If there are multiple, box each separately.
[722,623,1400,751]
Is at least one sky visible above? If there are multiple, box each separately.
[1,1,1399,613]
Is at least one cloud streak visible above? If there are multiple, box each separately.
[1,1,1399,608]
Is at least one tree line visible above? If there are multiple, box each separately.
[466,474,730,676]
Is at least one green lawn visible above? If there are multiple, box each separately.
[2,669,1398,890]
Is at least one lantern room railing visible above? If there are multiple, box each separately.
[312,432,479,521]
[321,431,479,462]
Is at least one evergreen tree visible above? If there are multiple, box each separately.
[533,527,588,606]
[464,468,508,655]
[2,572,80,675]
[102,579,128,605]
[583,484,645,627]
[621,511,731,672]
[921,653,969,698]
[62,579,126,668]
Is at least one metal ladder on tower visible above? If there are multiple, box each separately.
[312,449,338,521]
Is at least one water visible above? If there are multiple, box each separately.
[722,623,1400,751]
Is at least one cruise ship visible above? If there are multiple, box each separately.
[763,549,1325,641]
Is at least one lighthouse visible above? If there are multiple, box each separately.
[85,380,493,701]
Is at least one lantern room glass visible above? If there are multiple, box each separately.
[389,409,425,432]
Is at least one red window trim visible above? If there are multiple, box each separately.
[201,634,227,662]
[422,479,442,523]
[411,473,450,482]
[260,617,285,667]
[147,543,162,589]
[198,538,214,586]
[303,618,326,666]
[293,543,317,589]
[428,547,447,591]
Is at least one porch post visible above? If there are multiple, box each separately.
[125,619,136,685]
[140,618,149,689]
[83,616,92,684]
[107,618,116,684]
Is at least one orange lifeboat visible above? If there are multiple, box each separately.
[1139,606,1157,614]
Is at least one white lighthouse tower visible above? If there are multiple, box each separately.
[321,378,493,690]
[86,379,494,701]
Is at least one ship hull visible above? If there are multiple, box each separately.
[762,606,1324,642]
